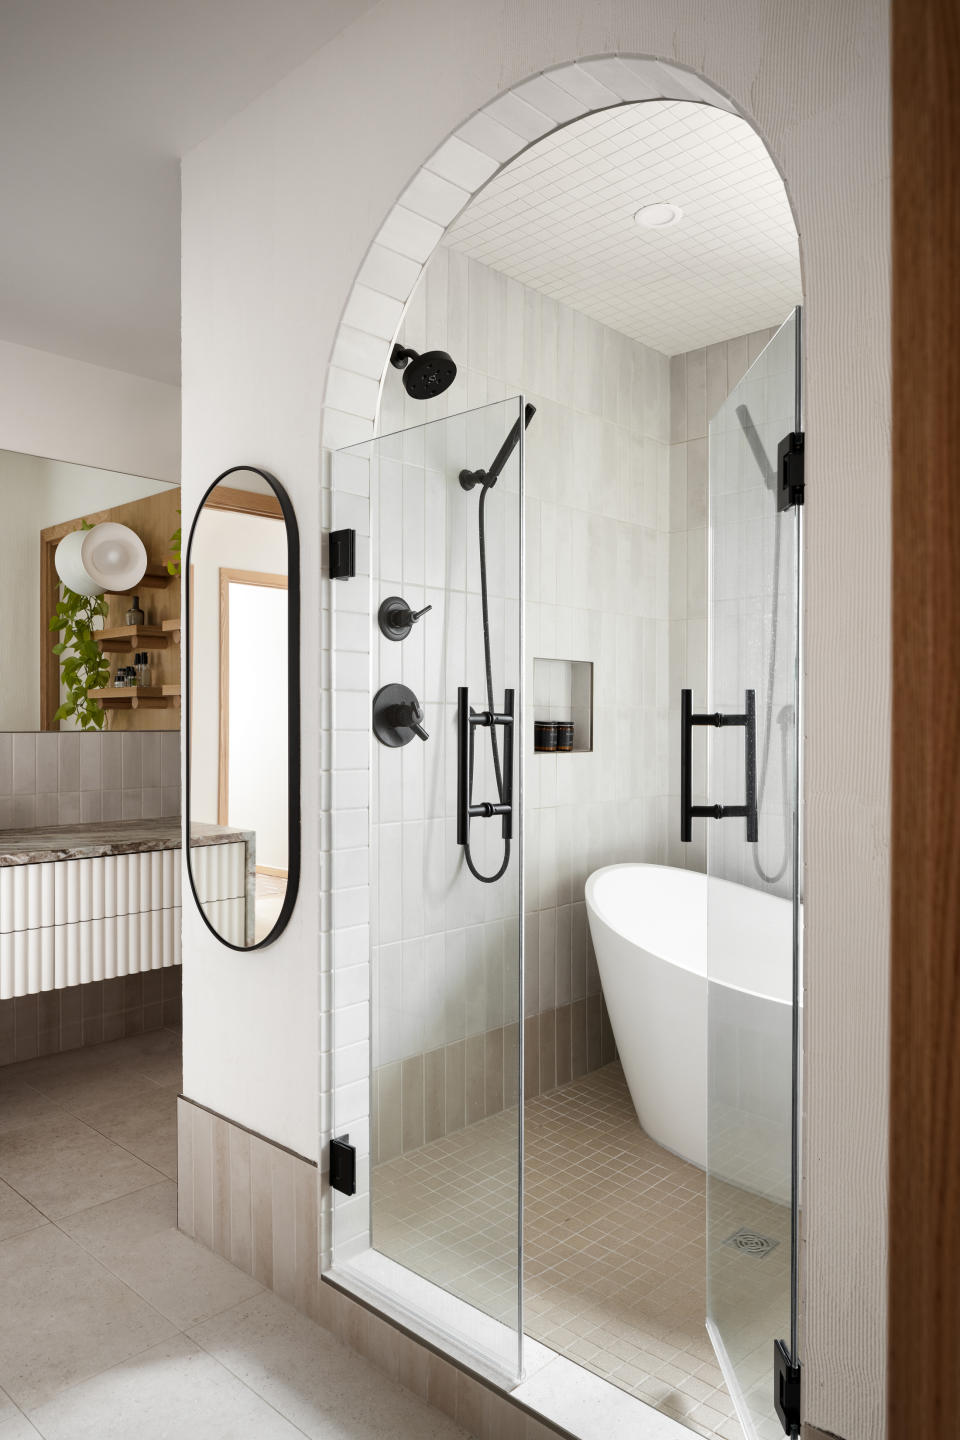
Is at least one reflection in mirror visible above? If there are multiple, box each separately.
[0,448,179,735]
[186,467,299,949]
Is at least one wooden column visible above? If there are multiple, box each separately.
[889,0,960,1433]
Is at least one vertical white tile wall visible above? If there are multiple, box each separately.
[362,402,524,1166]
[384,251,673,1073]
[667,326,779,876]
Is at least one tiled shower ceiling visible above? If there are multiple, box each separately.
[443,101,801,356]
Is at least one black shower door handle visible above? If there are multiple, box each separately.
[680,688,757,843]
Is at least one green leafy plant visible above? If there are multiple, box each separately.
[166,512,181,576]
[49,522,111,730]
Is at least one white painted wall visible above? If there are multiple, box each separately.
[0,340,180,483]
[180,5,890,1433]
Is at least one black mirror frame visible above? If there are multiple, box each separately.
[184,465,301,951]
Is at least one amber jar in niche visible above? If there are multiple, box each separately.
[556,722,575,752]
[535,721,557,752]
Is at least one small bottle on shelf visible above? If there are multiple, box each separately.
[125,596,145,626]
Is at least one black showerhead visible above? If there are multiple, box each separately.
[390,344,457,399]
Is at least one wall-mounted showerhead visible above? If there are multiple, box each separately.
[390,344,457,399]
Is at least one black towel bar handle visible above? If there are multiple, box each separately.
[680,688,758,843]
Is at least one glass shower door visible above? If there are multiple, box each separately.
[331,396,525,1383]
[705,312,802,1439]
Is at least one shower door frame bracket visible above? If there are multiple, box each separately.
[777,430,805,511]
[773,1339,802,1434]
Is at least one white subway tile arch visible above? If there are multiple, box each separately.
[320,57,743,452]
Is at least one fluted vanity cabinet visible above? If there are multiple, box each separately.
[0,820,184,1000]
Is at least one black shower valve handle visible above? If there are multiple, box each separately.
[396,697,428,741]
[372,683,429,747]
[378,595,433,642]
[406,701,429,742]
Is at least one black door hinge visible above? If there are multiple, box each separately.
[774,1339,801,1434]
[329,1135,356,1195]
[329,528,356,579]
[777,431,804,510]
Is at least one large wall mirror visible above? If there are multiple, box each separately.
[0,448,180,738]
[185,466,300,949]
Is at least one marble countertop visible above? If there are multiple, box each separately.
[0,818,251,866]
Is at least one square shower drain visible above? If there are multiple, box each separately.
[723,1227,780,1259]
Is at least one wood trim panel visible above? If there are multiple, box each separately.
[217,567,288,827]
[205,485,283,519]
[889,1,960,1434]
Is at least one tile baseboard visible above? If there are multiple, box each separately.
[178,1097,568,1438]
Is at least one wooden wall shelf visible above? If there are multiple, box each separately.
[103,567,173,595]
[88,687,175,710]
[161,617,181,642]
[96,624,171,653]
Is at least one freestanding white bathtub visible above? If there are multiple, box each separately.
[584,863,795,1178]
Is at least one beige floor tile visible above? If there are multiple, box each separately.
[0,1225,176,1410]
[0,1388,15,1421]
[22,1059,164,1115]
[0,1180,46,1244]
[0,1415,43,1439]
[59,1182,262,1328]
[374,1063,745,1438]
[26,1334,305,1439]
[72,1087,178,1178]
[0,1112,161,1218]
[190,1289,471,1439]
[0,1080,69,1138]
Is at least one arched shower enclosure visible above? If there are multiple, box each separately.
[322,55,803,1440]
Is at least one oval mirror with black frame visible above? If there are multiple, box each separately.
[185,466,300,949]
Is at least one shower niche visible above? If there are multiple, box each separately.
[532,657,593,753]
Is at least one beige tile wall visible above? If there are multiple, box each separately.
[179,1096,567,1440]
[0,964,181,1066]
[371,996,615,1163]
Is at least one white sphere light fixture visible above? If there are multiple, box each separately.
[81,523,147,592]
[634,202,684,229]
[54,522,147,597]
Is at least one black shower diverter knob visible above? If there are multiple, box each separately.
[372,684,429,747]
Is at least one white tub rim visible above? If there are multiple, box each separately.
[585,861,797,1008]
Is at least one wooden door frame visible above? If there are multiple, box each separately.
[217,567,288,872]
[889,0,960,1433]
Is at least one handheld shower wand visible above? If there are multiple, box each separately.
[457,404,536,884]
